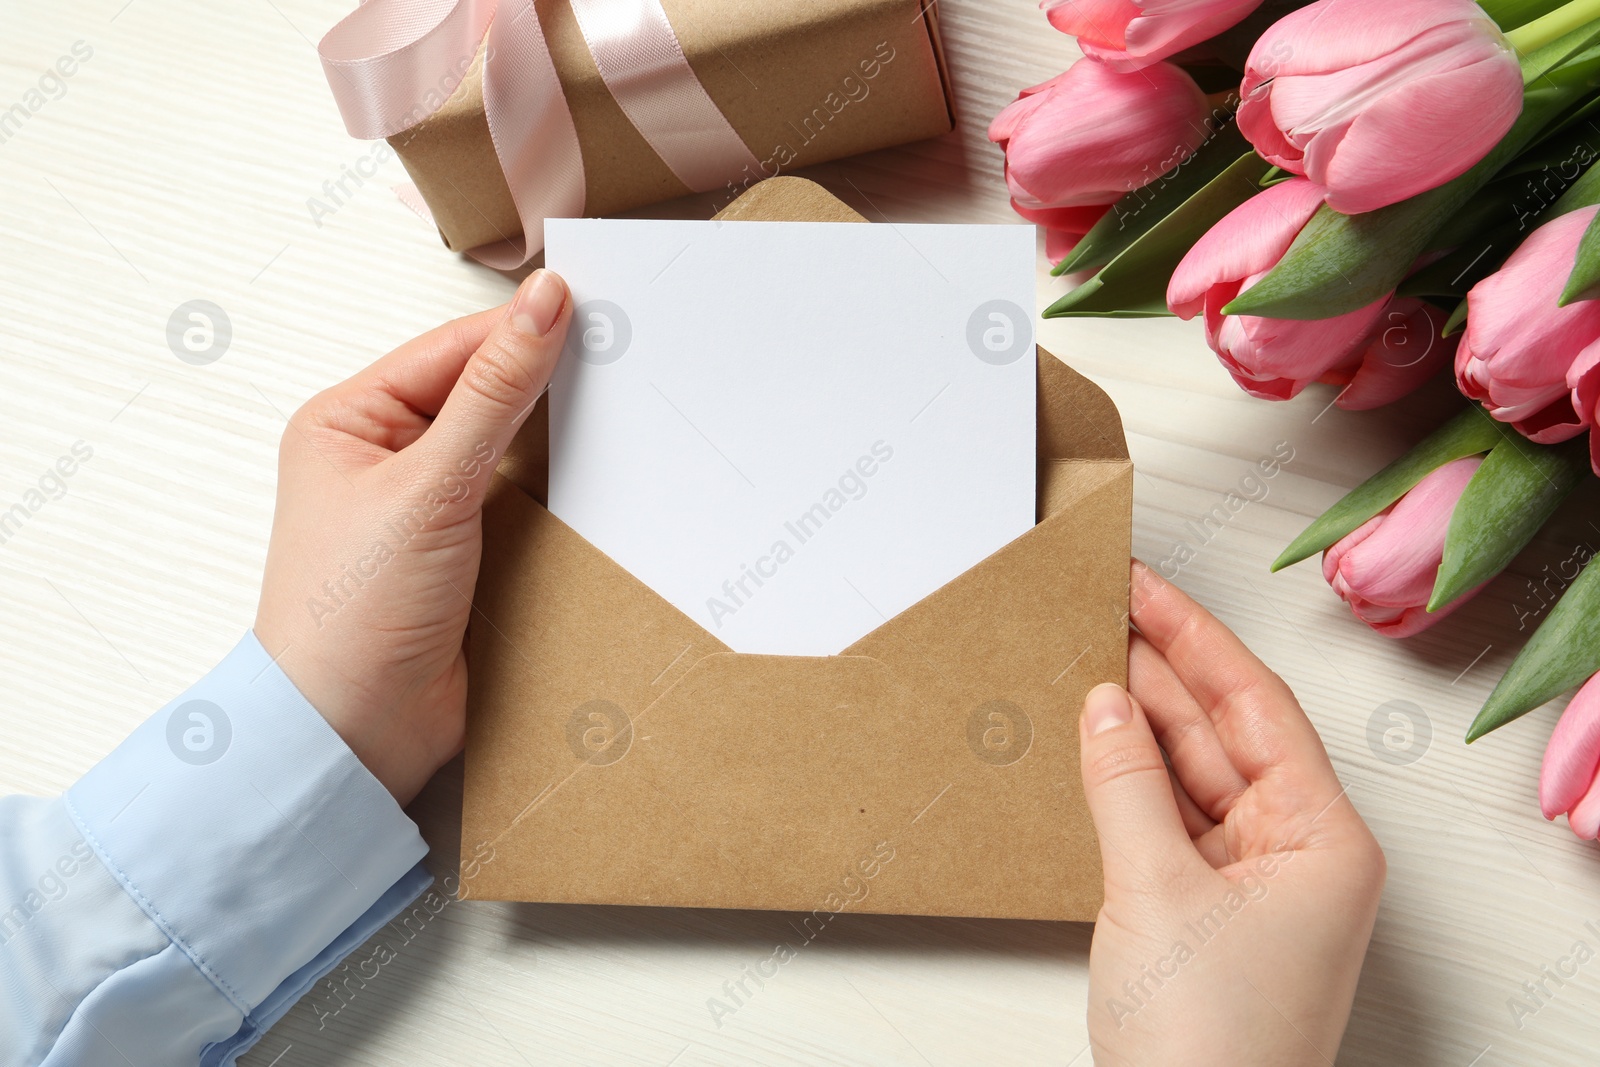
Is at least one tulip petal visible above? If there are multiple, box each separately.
[1516,401,1588,444]
[1567,776,1600,839]
[1261,23,1508,140]
[1237,0,1521,212]
[1205,258,1389,399]
[1009,201,1106,267]
[1000,59,1210,208]
[1167,178,1327,318]
[1278,407,1504,571]
[1247,0,1504,79]
[1361,594,1473,638]
[1215,362,1303,400]
[1571,340,1600,475]
[1221,298,1385,382]
[1057,0,1267,71]
[1045,228,1083,265]
[1336,298,1457,410]
[988,69,1077,146]
[987,93,1040,146]
[1009,199,1108,233]
[1351,600,1408,626]
[1331,455,1481,607]
[1119,0,1265,66]
[1540,673,1600,819]
[1316,55,1523,214]
[1042,0,1139,49]
[1323,513,1383,586]
[1236,87,1301,172]
[1461,208,1600,362]
[1430,433,1587,615]
[1296,113,1354,188]
[1458,207,1600,434]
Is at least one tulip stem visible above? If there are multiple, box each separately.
[1504,0,1600,54]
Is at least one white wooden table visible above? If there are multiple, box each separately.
[3,1,1597,1063]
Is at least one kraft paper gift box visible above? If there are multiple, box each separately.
[387,0,954,253]
[462,177,1131,922]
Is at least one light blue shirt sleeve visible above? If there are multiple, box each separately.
[0,631,434,1067]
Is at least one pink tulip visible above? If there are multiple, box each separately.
[988,58,1211,264]
[1458,206,1600,453]
[1042,0,1266,72]
[1541,673,1600,838]
[1238,0,1522,215]
[1168,177,1388,399]
[1322,455,1484,638]
[1325,297,1458,410]
[1571,347,1600,476]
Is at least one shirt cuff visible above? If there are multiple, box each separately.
[200,859,436,1067]
[64,631,431,1017]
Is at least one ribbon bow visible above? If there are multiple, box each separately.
[318,0,761,267]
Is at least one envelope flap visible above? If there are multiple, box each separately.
[842,464,1131,689]
[465,477,732,808]
[712,174,869,223]
[1038,349,1127,463]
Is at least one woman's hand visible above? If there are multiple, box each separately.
[254,269,571,805]
[1081,560,1386,1065]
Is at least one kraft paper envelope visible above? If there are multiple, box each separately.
[462,177,1130,922]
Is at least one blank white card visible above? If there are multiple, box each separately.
[545,218,1036,656]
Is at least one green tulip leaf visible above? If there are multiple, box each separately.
[1442,297,1470,336]
[1468,546,1600,741]
[1053,122,1252,278]
[1550,152,1600,215]
[1043,152,1271,318]
[1425,174,1530,251]
[1479,0,1571,30]
[1399,230,1512,300]
[1402,145,1600,301]
[1429,437,1587,610]
[1508,97,1600,171]
[1223,27,1600,321]
[1398,247,1495,300]
[1271,407,1508,571]
[1559,206,1600,303]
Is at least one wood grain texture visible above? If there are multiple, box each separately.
[1,1,1596,1063]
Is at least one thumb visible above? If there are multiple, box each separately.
[1079,682,1196,891]
[418,268,571,491]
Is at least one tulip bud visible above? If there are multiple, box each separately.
[1540,672,1600,838]
[988,58,1212,264]
[1458,205,1600,458]
[1168,178,1389,398]
[1321,455,1485,638]
[1238,0,1523,215]
[1042,0,1266,72]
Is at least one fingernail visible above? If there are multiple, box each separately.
[1084,683,1131,736]
[510,269,565,337]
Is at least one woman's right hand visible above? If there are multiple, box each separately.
[1080,560,1386,1065]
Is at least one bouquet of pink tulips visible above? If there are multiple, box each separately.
[993,0,1600,835]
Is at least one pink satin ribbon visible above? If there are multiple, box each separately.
[318,0,759,266]
[568,0,760,192]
